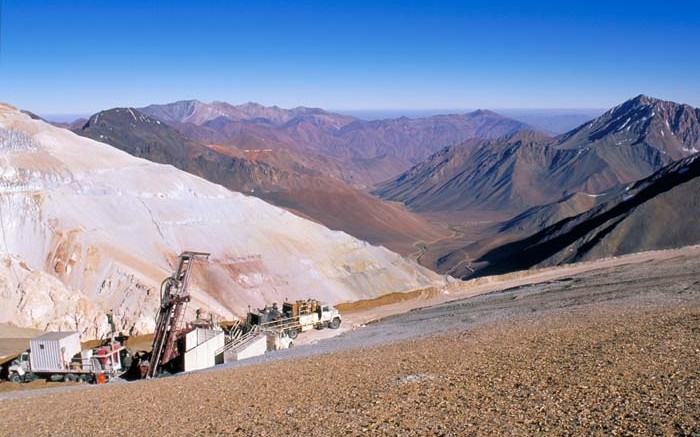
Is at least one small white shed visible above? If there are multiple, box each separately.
[29,331,81,373]
[183,328,225,372]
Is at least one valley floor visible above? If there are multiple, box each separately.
[0,247,699,436]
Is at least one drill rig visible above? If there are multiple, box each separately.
[147,251,210,378]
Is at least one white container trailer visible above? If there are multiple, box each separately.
[29,331,81,373]
[9,331,125,384]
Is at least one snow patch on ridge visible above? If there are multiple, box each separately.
[617,117,631,132]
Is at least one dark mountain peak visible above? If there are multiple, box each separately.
[598,94,659,121]
[610,94,694,117]
[469,109,501,118]
[629,93,654,105]
[20,109,45,121]
[74,107,199,168]
[81,107,162,130]
[556,95,700,159]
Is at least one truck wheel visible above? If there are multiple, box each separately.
[49,374,64,382]
[287,328,298,339]
[9,373,21,383]
[330,317,341,329]
[79,374,93,383]
[64,374,78,383]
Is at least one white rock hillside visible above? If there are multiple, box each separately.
[0,104,445,337]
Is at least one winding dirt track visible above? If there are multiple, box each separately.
[0,246,699,436]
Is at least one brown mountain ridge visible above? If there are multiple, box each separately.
[376,95,700,214]
[469,152,700,277]
[72,108,450,255]
[375,95,700,275]
[139,100,530,186]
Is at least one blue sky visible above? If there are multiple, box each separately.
[1,0,698,115]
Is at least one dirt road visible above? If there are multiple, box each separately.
[303,245,700,345]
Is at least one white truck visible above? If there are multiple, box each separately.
[289,301,342,337]
[8,331,125,384]
[245,299,342,339]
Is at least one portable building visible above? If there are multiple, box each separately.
[29,331,81,373]
[183,328,225,372]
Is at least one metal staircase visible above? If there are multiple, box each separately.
[216,315,304,358]
[216,325,262,356]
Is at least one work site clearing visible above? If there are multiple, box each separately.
[1,246,699,436]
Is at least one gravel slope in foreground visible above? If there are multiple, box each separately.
[0,253,699,436]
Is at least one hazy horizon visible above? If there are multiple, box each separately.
[2,1,698,114]
[37,106,606,122]
[36,104,606,135]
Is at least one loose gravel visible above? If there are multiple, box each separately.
[0,252,698,436]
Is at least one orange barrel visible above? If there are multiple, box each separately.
[96,373,106,384]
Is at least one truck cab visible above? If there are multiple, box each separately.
[279,299,342,337]
[8,352,34,382]
[318,303,342,329]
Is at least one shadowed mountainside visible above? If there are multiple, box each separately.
[375,95,700,276]
[467,152,700,277]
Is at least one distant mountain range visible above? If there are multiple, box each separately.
[335,109,602,135]
[376,95,700,214]
[70,100,534,257]
[138,100,529,185]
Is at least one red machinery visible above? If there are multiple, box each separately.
[147,251,209,378]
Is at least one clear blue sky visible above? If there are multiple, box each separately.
[1,0,698,115]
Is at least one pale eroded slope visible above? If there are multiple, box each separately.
[0,104,444,337]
